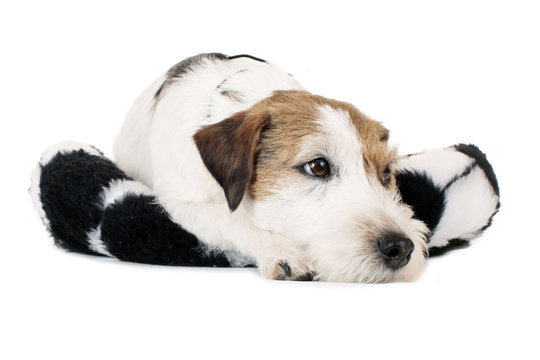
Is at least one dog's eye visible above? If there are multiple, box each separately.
[381,167,392,187]
[303,158,330,178]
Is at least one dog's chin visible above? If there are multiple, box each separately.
[386,248,427,283]
[313,245,427,284]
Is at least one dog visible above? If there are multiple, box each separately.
[114,53,428,282]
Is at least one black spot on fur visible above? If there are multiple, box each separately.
[167,53,228,81]
[429,239,470,257]
[100,194,230,267]
[154,53,265,103]
[39,150,128,255]
[396,170,445,234]
[154,53,229,102]
[154,83,165,100]
[220,89,244,102]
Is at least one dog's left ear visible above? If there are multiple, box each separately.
[193,105,270,211]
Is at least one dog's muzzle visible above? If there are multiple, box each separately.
[377,233,415,269]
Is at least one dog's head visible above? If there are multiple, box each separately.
[194,90,428,282]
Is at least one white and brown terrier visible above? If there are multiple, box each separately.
[114,53,428,282]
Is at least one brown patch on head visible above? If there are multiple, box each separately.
[251,90,397,198]
[359,123,396,185]
[249,91,326,199]
[358,122,397,189]
[326,100,397,188]
[195,90,397,210]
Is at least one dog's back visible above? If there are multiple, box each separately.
[114,53,303,189]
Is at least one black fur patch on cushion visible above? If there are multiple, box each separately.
[100,194,230,267]
[453,143,501,232]
[39,150,128,255]
[396,170,446,234]
[453,144,499,196]
[428,239,470,257]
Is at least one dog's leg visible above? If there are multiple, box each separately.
[164,200,315,280]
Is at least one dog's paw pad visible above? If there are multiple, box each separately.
[271,260,316,281]
[277,261,292,279]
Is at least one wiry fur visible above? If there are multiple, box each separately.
[114,53,429,282]
[244,105,427,282]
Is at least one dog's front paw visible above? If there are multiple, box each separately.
[259,257,316,281]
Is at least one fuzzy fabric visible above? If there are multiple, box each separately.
[30,141,499,267]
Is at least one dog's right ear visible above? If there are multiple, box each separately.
[193,105,270,212]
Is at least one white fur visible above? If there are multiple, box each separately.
[40,141,103,166]
[86,226,113,257]
[100,179,154,208]
[113,75,167,186]
[429,166,499,248]
[223,251,254,268]
[114,55,428,282]
[396,147,473,187]
[29,160,49,230]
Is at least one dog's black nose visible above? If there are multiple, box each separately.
[377,233,415,269]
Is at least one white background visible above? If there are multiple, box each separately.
[1,1,539,359]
